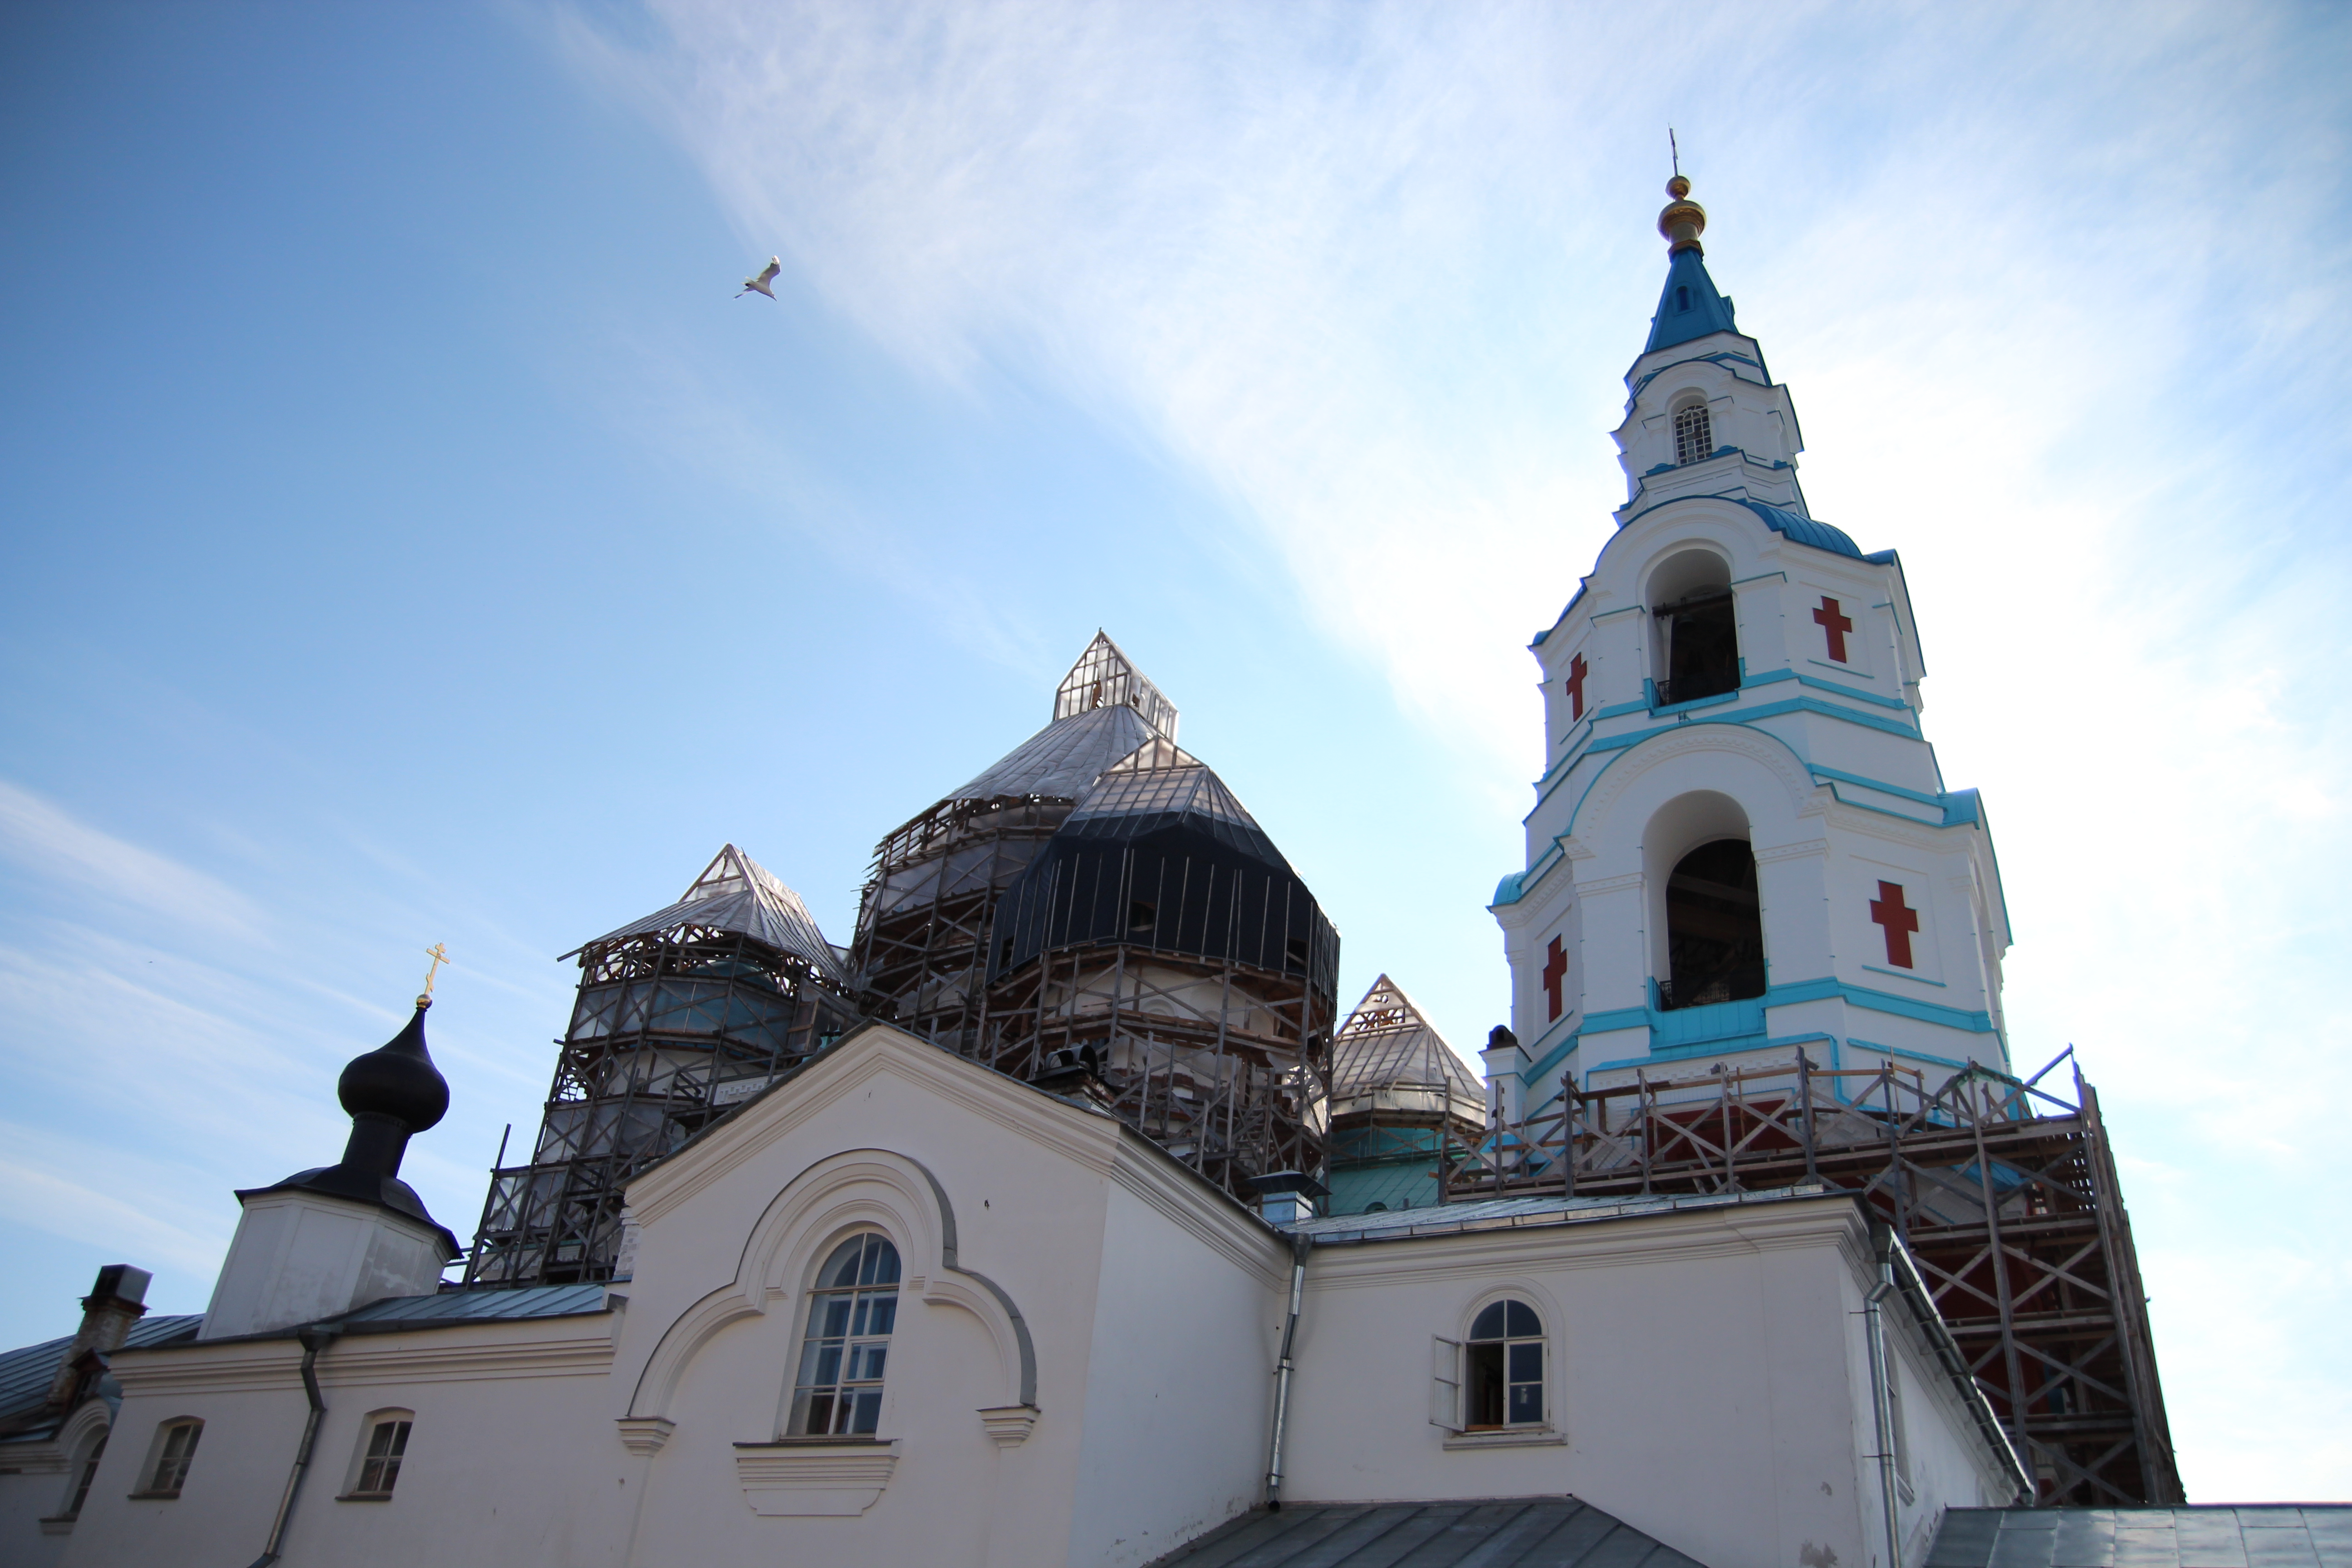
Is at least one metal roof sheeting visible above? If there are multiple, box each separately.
[1329,975,1481,1102]
[1145,1496,1707,1568]
[949,702,1160,804]
[332,1284,610,1327]
[1289,1184,1835,1246]
[563,844,848,985]
[1928,1508,2352,1568]
[0,1314,202,1436]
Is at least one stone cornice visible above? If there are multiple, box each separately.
[109,1319,617,1397]
[1108,1131,1291,1291]
[1306,1195,1861,1292]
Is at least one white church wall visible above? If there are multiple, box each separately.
[1066,1150,1288,1568]
[0,1398,103,1566]
[1279,1196,2015,1568]
[59,1311,624,1568]
[196,1191,448,1343]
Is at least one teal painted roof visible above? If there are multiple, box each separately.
[1736,498,1863,558]
[1644,248,1738,353]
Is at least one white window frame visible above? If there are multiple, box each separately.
[1673,400,1715,466]
[1433,1287,1566,1448]
[785,1231,902,1439]
[133,1416,203,1499]
[45,1418,108,1527]
[339,1408,415,1501]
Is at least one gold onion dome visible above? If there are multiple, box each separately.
[1658,175,1706,255]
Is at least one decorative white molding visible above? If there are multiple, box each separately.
[977,1405,1039,1447]
[615,1416,675,1456]
[734,1441,898,1516]
[1443,1426,1568,1451]
[626,1024,1119,1225]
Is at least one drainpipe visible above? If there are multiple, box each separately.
[1263,1232,1312,1511]
[249,1325,339,1568]
[1862,1261,1904,1568]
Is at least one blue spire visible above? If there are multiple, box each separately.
[1644,246,1738,353]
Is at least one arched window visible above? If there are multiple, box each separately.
[1466,1298,1544,1429]
[137,1417,202,1498]
[1674,402,1714,466]
[56,1430,105,1521]
[788,1234,902,1436]
[1662,839,1766,1009]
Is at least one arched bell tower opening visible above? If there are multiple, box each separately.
[1642,790,1767,1012]
[1662,840,1765,1010]
[1646,547,1739,706]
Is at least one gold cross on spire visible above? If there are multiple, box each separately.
[418,943,451,1007]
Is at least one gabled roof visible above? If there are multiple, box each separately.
[1330,974,1481,1100]
[562,845,848,986]
[1644,246,1740,353]
[1146,1496,1708,1568]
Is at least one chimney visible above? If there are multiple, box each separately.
[1247,1171,1329,1227]
[44,1264,151,1409]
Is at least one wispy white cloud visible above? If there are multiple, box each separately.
[0,779,263,938]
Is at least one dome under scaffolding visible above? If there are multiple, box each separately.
[464,845,856,1289]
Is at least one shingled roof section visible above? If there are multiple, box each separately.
[1144,1496,1710,1568]
[1928,1506,2352,1568]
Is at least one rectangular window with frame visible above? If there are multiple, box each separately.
[348,1418,411,1499]
[144,1420,201,1497]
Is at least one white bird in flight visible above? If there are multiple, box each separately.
[738,257,780,299]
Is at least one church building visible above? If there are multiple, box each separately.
[6,178,2263,1568]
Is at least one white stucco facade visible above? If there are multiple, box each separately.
[18,1024,2019,1568]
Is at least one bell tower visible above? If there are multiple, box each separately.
[1487,176,2014,1121]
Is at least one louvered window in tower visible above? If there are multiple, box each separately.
[1674,403,1714,466]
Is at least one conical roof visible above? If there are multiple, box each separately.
[1330,974,1481,1100]
[1059,736,1284,863]
[562,844,848,986]
[1644,245,1740,353]
[938,632,1178,806]
[949,702,1161,803]
[1054,630,1177,740]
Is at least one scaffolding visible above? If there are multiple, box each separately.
[1323,975,1484,1214]
[982,738,1340,1200]
[1443,1052,2180,1507]
[848,632,1172,1054]
[463,847,856,1287]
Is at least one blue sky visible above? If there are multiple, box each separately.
[2,1,2347,1499]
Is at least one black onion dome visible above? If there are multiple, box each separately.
[337,1004,450,1133]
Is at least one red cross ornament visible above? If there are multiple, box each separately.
[1812,597,1854,662]
[1868,880,1919,968]
[1542,936,1568,1021]
[1565,654,1588,721]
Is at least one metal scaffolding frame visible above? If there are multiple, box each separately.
[848,633,1171,1055]
[463,848,855,1288]
[1323,975,1484,1205]
[1443,1052,2180,1507]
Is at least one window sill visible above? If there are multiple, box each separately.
[38,1518,75,1536]
[336,1492,395,1503]
[125,1490,181,1501]
[734,1436,889,1448]
[736,1438,899,1517]
[1443,1426,1566,1450]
